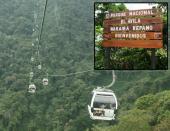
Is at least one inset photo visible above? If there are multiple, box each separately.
[94,2,168,70]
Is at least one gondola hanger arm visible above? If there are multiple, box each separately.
[103,70,116,88]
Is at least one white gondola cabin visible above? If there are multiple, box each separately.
[38,64,42,70]
[88,88,118,120]
[30,72,34,78]
[43,78,48,86]
[36,38,39,42]
[31,57,34,62]
[28,84,36,93]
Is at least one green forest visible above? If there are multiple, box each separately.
[95,3,168,70]
[0,0,170,131]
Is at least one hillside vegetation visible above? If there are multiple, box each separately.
[0,0,169,131]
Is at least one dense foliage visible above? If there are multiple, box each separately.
[0,0,170,131]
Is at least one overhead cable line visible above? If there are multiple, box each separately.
[44,69,166,78]
[47,69,94,77]
[37,0,48,47]
[36,0,49,67]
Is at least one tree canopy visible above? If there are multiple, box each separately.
[0,1,170,131]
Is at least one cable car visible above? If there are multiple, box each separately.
[42,78,48,85]
[36,24,39,28]
[36,38,39,42]
[38,64,42,69]
[28,84,36,93]
[88,87,118,121]
[31,57,34,62]
[30,72,34,78]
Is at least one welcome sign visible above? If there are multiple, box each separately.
[105,9,157,18]
[102,9,163,48]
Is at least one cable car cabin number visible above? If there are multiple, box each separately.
[102,9,163,48]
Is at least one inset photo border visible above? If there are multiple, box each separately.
[94,2,168,70]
